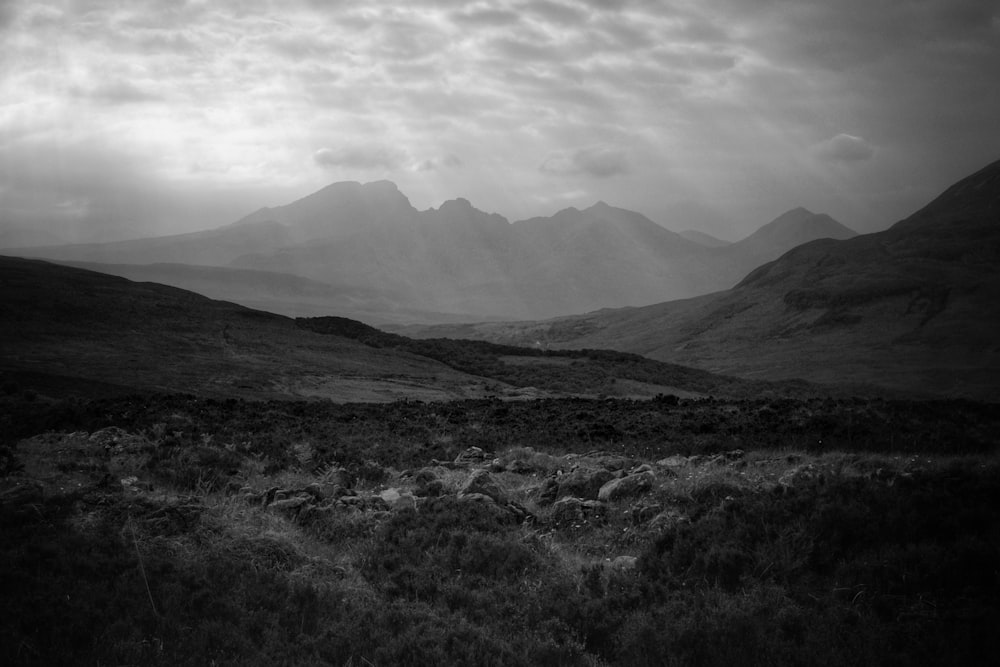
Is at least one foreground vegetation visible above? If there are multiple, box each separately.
[2,392,998,665]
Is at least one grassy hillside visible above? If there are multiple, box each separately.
[0,256,497,402]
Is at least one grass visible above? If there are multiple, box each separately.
[1,393,998,665]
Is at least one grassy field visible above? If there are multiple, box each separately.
[2,392,997,666]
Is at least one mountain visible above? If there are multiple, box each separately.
[727,207,856,259]
[391,159,1000,400]
[679,229,731,247]
[0,256,499,402]
[15,183,856,323]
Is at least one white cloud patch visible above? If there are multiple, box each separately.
[814,134,875,163]
[541,146,630,178]
[314,145,405,171]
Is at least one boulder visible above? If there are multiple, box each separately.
[555,469,614,500]
[656,454,689,469]
[454,446,492,466]
[551,497,584,524]
[459,469,507,503]
[380,488,417,511]
[598,470,655,502]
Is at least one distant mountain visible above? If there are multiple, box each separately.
[679,230,731,247]
[16,183,856,322]
[390,159,1000,400]
[727,207,856,260]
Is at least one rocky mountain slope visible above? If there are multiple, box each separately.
[394,159,1000,400]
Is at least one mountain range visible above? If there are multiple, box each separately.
[8,183,854,323]
[394,159,1000,400]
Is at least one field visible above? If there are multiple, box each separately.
[2,391,998,666]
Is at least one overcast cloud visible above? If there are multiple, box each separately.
[1,0,998,242]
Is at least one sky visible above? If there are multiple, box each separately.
[1,0,998,243]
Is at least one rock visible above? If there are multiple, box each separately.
[598,470,655,502]
[589,455,633,471]
[656,454,689,469]
[551,497,584,524]
[631,464,654,475]
[555,469,614,501]
[454,446,492,466]
[631,503,663,524]
[537,477,559,505]
[268,496,310,516]
[380,488,417,510]
[778,464,824,490]
[458,492,496,505]
[459,469,507,503]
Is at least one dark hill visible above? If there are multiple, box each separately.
[0,256,495,402]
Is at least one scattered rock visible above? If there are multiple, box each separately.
[555,468,614,501]
[380,488,417,510]
[551,497,584,524]
[778,464,824,490]
[459,469,507,503]
[631,503,663,524]
[268,495,310,516]
[598,470,655,502]
[656,454,689,468]
[589,455,634,472]
[458,492,496,505]
[454,446,492,466]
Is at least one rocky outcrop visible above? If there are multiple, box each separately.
[598,470,655,502]
[459,469,507,503]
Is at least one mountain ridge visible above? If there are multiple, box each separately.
[387,158,1000,400]
[9,182,858,322]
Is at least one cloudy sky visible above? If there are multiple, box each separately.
[1,0,998,243]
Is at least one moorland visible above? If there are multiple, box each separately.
[2,158,999,666]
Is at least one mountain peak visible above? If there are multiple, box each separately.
[439,197,474,211]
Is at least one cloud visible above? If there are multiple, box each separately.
[814,134,875,163]
[313,145,404,171]
[416,154,463,171]
[541,146,630,178]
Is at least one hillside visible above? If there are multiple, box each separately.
[0,256,498,402]
[14,183,854,322]
[393,159,1000,400]
[0,256,818,402]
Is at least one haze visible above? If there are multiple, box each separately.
[1,0,998,243]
